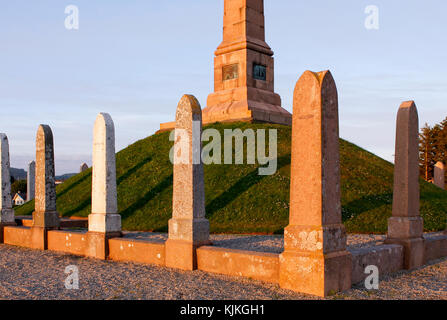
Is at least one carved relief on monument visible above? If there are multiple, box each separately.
[222,64,239,81]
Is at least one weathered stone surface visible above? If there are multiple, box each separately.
[279,71,351,297]
[159,0,291,131]
[26,160,35,201]
[385,101,425,269]
[46,229,120,260]
[350,244,404,285]
[165,95,210,270]
[3,226,32,248]
[197,246,280,283]
[108,238,165,266]
[47,230,88,256]
[32,125,60,229]
[88,113,121,234]
[4,225,49,250]
[0,134,15,224]
[434,162,445,189]
[0,133,16,243]
[424,233,447,263]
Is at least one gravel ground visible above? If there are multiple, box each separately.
[0,233,446,300]
[345,257,447,300]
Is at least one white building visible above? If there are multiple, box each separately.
[13,192,26,206]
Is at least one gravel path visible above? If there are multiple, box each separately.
[0,233,446,300]
[0,244,309,300]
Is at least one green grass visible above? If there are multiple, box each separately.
[15,122,447,234]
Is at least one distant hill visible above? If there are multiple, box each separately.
[10,168,26,180]
[10,167,76,182]
[56,173,77,181]
[15,122,447,234]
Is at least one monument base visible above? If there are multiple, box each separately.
[32,211,60,229]
[165,239,211,271]
[158,87,292,132]
[29,226,50,250]
[204,87,292,125]
[85,231,122,260]
[165,217,211,270]
[168,218,210,242]
[283,224,348,252]
[384,237,425,269]
[279,250,352,297]
[385,216,425,269]
[386,216,424,239]
[88,213,121,234]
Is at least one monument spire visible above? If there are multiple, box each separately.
[218,0,272,55]
[159,0,291,132]
[202,0,291,126]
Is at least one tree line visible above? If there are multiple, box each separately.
[419,117,447,182]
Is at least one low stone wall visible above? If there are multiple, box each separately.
[108,238,165,266]
[350,244,404,285]
[424,234,447,263]
[47,230,89,255]
[197,246,280,284]
[3,226,32,248]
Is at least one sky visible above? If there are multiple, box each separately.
[0,0,446,174]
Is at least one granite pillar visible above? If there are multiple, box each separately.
[32,125,60,249]
[165,95,210,270]
[87,113,121,259]
[385,101,425,269]
[26,160,35,201]
[0,134,16,242]
[279,71,352,297]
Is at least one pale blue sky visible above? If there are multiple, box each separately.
[1,0,446,174]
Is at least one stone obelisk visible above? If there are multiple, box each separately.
[434,162,445,189]
[32,125,60,249]
[33,125,60,229]
[384,101,425,269]
[86,113,121,259]
[159,0,291,132]
[27,160,35,202]
[0,134,16,242]
[88,113,121,235]
[279,71,351,297]
[165,95,210,270]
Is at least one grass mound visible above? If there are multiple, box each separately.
[16,122,447,234]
